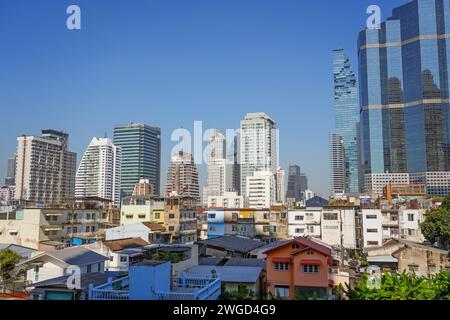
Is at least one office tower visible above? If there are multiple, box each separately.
[240,112,278,196]
[165,151,200,203]
[275,167,286,204]
[332,48,360,194]
[4,156,16,186]
[15,129,77,204]
[299,173,308,195]
[202,129,236,205]
[286,165,302,202]
[113,123,161,197]
[75,137,122,207]
[246,171,276,209]
[358,0,450,196]
[329,133,346,195]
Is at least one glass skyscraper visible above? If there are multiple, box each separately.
[332,48,360,193]
[358,0,450,177]
[114,123,161,197]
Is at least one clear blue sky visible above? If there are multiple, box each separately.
[0,0,405,197]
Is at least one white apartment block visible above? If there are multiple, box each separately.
[361,208,425,248]
[0,186,15,205]
[240,112,278,196]
[246,171,276,209]
[0,207,108,250]
[75,137,122,207]
[15,130,77,204]
[207,191,244,209]
[288,209,321,238]
[288,208,356,249]
[321,208,356,249]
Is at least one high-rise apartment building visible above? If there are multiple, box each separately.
[202,129,236,205]
[246,171,276,209]
[165,151,200,203]
[358,0,450,196]
[15,129,77,204]
[240,112,278,196]
[329,133,346,195]
[275,167,286,204]
[75,137,122,207]
[113,124,161,197]
[332,48,360,194]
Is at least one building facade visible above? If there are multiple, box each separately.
[358,0,450,196]
[75,137,122,207]
[15,129,77,205]
[329,133,346,195]
[113,123,161,197]
[246,171,276,209]
[333,48,360,194]
[5,155,16,186]
[240,113,278,196]
[165,151,200,204]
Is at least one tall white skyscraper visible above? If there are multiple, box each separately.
[75,137,122,207]
[15,129,77,204]
[202,129,236,205]
[240,112,278,196]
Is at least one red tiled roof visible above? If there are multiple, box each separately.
[263,237,331,257]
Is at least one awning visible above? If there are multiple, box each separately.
[272,257,291,263]
[300,259,322,266]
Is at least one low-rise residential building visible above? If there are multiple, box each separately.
[104,222,170,244]
[198,236,265,258]
[164,196,198,244]
[89,261,221,300]
[20,247,108,291]
[264,237,334,300]
[361,208,425,248]
[120,196,165,226]
[0,206,109,250]
[186,265,264,298]
[364,239,450,277]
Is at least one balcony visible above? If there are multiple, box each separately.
[89,275,221,301]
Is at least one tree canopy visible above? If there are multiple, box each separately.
[346,271,450,300]
[421,195,450,249]
[0,249,22,285]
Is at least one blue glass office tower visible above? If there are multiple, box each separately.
[114,124,161,197]
[358,0,450,177]
[333,49,360,193]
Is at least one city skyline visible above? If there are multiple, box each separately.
[0,0,406,197]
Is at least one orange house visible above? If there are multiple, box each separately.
[264,238,333,300]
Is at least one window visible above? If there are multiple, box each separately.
[274,263,289,271]
[126,215,133,219]
[367,241,379,246]
[109,256,114,262]
[303,265,319,273]
[85,226,90,232]
[295,228,305,234]
[169,214,175,219]
[154,213,160,219]
[366,215,377,219]
[209,226,216,232]
[120,256,128,263]
[295,216,304,221]
[87,265,92,273]
[138,215,146,219]
[275,286,290,298]
[367,229,378,233]
[428,265,437,274]
[208,214,216,219]
[323,212,338,220]
[408,265,419,273]
[263,226,270,233]
[408,214,414,222]
[169,226,175,232]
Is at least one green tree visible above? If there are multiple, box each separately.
[421,206,450,249]
[219,285,255,300]
[0,249,22,292]
[346,271,450,300]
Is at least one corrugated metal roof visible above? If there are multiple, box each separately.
[186,266,263,284]
[43,247,108,266]
[225,258,266,268]
[198,236,265,253]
